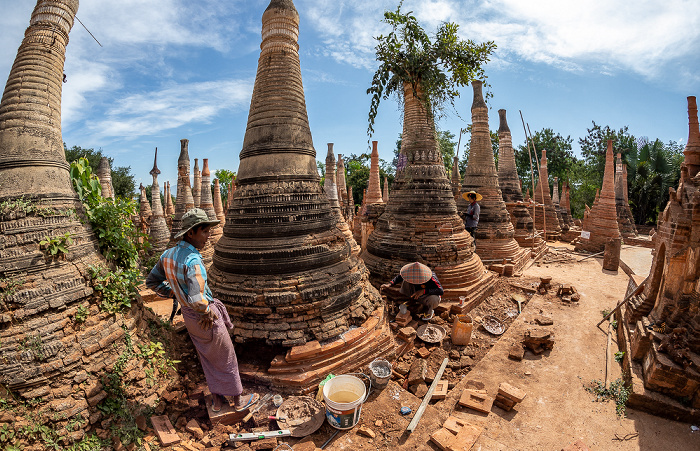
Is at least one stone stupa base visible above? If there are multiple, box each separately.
[238,308,395,394]
[474,240,531,276]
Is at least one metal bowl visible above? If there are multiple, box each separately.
[482,315,505,335]
[416,324,446,343]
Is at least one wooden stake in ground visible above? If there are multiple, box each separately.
[407,358,449,433]
[605,321,614,388]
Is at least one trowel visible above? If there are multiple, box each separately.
[511,293,525,314]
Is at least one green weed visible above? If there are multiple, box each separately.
[585,378,631,417]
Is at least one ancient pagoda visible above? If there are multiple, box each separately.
[170,138,195,244]
[533,149,562,240]
[575,140,621,253]
[450,156,461,200]
[213,179,226,225]
[363,80,496,302]
[619,96,700,421]
[325,143,359,255]
[138,183,152,233]
[355,141,386,252]
[457,82,529,273]
[209,0,392,393]
[0,0,159,430]
[192,158,202,208]
[148,148,169,256]
[96,157,115,199]
[615,152,637,236]
[496,109,545,257]
[197,158,217,263]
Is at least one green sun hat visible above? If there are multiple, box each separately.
[174,208,220,240]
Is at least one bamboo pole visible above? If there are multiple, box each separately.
[406,358,448,433]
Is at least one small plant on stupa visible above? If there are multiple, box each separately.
[367,1,496,137]
[39,232,73,260]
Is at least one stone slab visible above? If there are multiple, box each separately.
[458,389,493,414]
[151,415,180,446]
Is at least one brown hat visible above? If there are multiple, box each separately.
[400,262,433,284]
[174,208,220,240]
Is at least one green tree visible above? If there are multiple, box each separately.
[214,169,236,207]
[515,128,576,197]
[578,122,636,186]
[626,138,682,225]
[64,144,136,198]
[367,2,495,137]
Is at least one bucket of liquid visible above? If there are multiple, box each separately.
[322,375,368,429]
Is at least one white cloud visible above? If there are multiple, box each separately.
[300,0,700,81]
[86,79,254,140]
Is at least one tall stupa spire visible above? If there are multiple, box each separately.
[209,0,391,392]
[149,148,169,255]
[458,82,528,271]
[365,141,384,204]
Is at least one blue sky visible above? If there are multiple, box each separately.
[1,0,699,189]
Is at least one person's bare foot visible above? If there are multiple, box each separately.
[234,393,260,412]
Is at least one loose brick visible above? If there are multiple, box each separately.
[497,382,526,403]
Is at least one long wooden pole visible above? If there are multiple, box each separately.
[527,123,547,242]
[519,111,541,245]
[406,358,448,433]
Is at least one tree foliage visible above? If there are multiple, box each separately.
[515,128,576,197]
[64,144,136,198]
[367,2,496,137]
[214,169,236,207]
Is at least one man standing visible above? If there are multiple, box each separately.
[146,208,259,412]
[462,191,482,237]
[381,262,443,321]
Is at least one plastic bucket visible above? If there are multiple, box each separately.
[451,314,473,345]
[322,375,367,430]
[368,359,392,390]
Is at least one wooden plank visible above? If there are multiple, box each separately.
[407,357,448,433]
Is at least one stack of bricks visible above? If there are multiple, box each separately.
[0,1,167,437]
[496,109,545,256]
[615,152,638,237]
[575,140,621,253]
[532,149,562,240]
[148,148,170,256]
[362,80,496,302]
[621,96,700,414]
[430,416,484,451]
[169,139,196,246]
[208,0,393,393]
[457,83,529,273]
[494,382,526,411]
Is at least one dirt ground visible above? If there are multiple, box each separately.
[149,244,700,450]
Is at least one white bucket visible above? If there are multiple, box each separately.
[322,375,367,430]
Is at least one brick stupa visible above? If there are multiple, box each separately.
[450,156,461,200]
[362,81,496,303]
[170,139,195,245]
[496,109,545,257]
[139,183,152,233]
[575,140,621,253]
[96,157,115,199]
[551,176,568,232]
[457,82,529,273]
[355,141,386,252]
[197,158,217,264]
[148,148,169,256]
[192,158,201,208]
[615,152,637,237]
[325,143,360,256]
[213,179,226,226]
[208,0,392,393]
[533,149,562,240]
[620,96,700,421]
[0,0,162,433]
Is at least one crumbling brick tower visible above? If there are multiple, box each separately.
[324,143,359,256]
[354,141,386,251]
[208,0,393,393]
[169,138,195,245]
[362,80,496,302]
[457,83,529,273]
[148,148,169,256]
[0,0,161,433]
[575,140,621,253]
[615,152,638,237]
[496,109,546,257]
[532,149,562,240]
[620,96,700,420]
[96,157,115,199]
